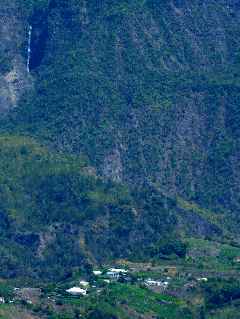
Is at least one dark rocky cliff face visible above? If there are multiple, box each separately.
[0,0,33,111]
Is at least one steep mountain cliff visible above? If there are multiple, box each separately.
[5,0,240,213]
[0,0,33,111]
[0,0,240,283]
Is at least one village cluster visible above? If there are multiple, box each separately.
[66,267,171,297]
[0,265,211,306]
[0,267,172,306]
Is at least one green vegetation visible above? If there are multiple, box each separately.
[0,134,133,280]
[146,238,187,259]
[0,56,11,75]
[0,134,187,282]
[204,278,240,309]
[0,1,240,317]
[104,283,183,316]
[38,282,194,319]
[185,238,240,273]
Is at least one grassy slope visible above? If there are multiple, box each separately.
[0,134,191,282]
[0,134,135,280]
[52,283,193,319]
[0,304,39,319]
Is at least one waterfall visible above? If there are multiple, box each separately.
[27,25,32,73]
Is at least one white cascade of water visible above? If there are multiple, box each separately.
[27,25,32,73]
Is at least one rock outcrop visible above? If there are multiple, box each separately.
[0,1,32,111]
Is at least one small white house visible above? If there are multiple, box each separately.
[103,279,110,284]
[66,287,87,296]
[108,268,128,273]
[145,279,169,288]
[79,280,89,287]
[106,271,120,279]
[0,297,5,304]
[93,270,102,276]
[106,268,128,279]
[197,277,208,282]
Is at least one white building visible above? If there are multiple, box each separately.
[93,270,102,276]
[106,268,128,280]
[106,271,120,279]
[66,287,87,296]
[145,279,169,288]
[79,280,89,287]
[197,277,208,282]
[108,268,128,273]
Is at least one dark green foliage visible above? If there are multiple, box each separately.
[148,238,187,259]
[0,283,13,299]
[0,56,11,75]
[87,309,118,319]
[0,0,240,307]
[203,278,240,309]
[0,135,184,281]
[3,0,239,232]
